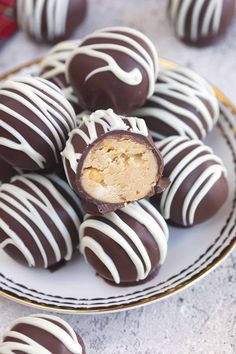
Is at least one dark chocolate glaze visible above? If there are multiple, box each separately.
[152,136,229,227]
[67,27,158,114]
[0,174,83,268]
[0,158,20,185]
[0,77,76,171]
[80,199,168,285]
[17,0,87,44]
[2,315,86,354]
[168,0,235,47]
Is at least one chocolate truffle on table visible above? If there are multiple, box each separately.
[152,136,228,227]
[66,26,159,114]
[39,40,83,113]
[62,109,169,214]
[80,199,169,285]
[0,76,76,171]
[0,173,83,268]
[133,65,219,141]
[168,0,236,47]
[17,0,87,43]
[0,314,86,354]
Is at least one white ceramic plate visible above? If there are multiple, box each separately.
[0,60,235,314]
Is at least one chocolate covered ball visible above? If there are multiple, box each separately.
[80,199,169,285]
[17,0,87,43]
[66,26,159,114]
[168,0,235,47]
[152,136,228,226]
[133,65,219,141]
[62,109,169,214]
[0,76,76,171]
[39,40,83,113]
[0,314,86,353]
[0,173,83,268]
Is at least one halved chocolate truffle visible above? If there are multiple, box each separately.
[62,109,168,214]
[66,26,159,114]
[152,136,229,226]
[39,40,83,113]
[0,173,83,268]
[168,0,235,47]
[0,314,86,353]
[80,199,169,285]
[0,76,76,170]
[17,0,87,43]
[133,65,219,141]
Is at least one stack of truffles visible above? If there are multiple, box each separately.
[0,26,229,286]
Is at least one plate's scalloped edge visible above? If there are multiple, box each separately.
[0,58,235,314]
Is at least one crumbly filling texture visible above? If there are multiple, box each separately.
[81,137,158,203]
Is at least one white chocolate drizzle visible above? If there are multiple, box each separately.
[156,136,227,225]
[80,199,169,284]
[62,108,149,177]
[0,174,81,267]
[169,0,223,41]
[66,26,159,97]
[17,0,70,41]
[39,40,80,104]
[134,65,219,140]
[0,314,82,354]
[0,76,76,169]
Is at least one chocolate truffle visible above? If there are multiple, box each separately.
[0,173,83,268]
[0,314,86,353]
[80,199,169,285]
[0,76,76,171]
[0,158,21,186]
[17,0,87,43]
[62,109,168,214]
[168,0,235,47]
[66,26,159,114]
[153,136,228,226]
[39,40,83,113]
[133,65,219,141]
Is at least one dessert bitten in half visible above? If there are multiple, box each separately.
[62,109,169,214]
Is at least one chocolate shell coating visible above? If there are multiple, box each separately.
[0,314,86,354]
[133,65,219,141]
[62,109,169,214]
[17,0,87,43]
[0,173,83,268]
[66,26,159,114]
[0,158,21,185]
[80,199,169,285]
[152,136,229,226]
[0,76,76,171]
[168,0,235,47]
[39,40,83,113]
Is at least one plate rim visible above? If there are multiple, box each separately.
[0,58,235,314]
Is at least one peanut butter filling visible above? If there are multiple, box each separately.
[80,137,158,203]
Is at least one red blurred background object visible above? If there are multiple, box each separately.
[0,0,17,41]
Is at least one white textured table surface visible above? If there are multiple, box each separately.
[0,1,236,353]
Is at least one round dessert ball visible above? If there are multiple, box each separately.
[17,0,87,43]
[66,26,159,114]
[80,199,169,285]
[39,40,83,113]
[0,76,76,171]
[0,314,86,353]
[62,109,169,214]
[168,0,236,47]
[0,173,83,268]
[133,65,219,141]
[152,136,229,226]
